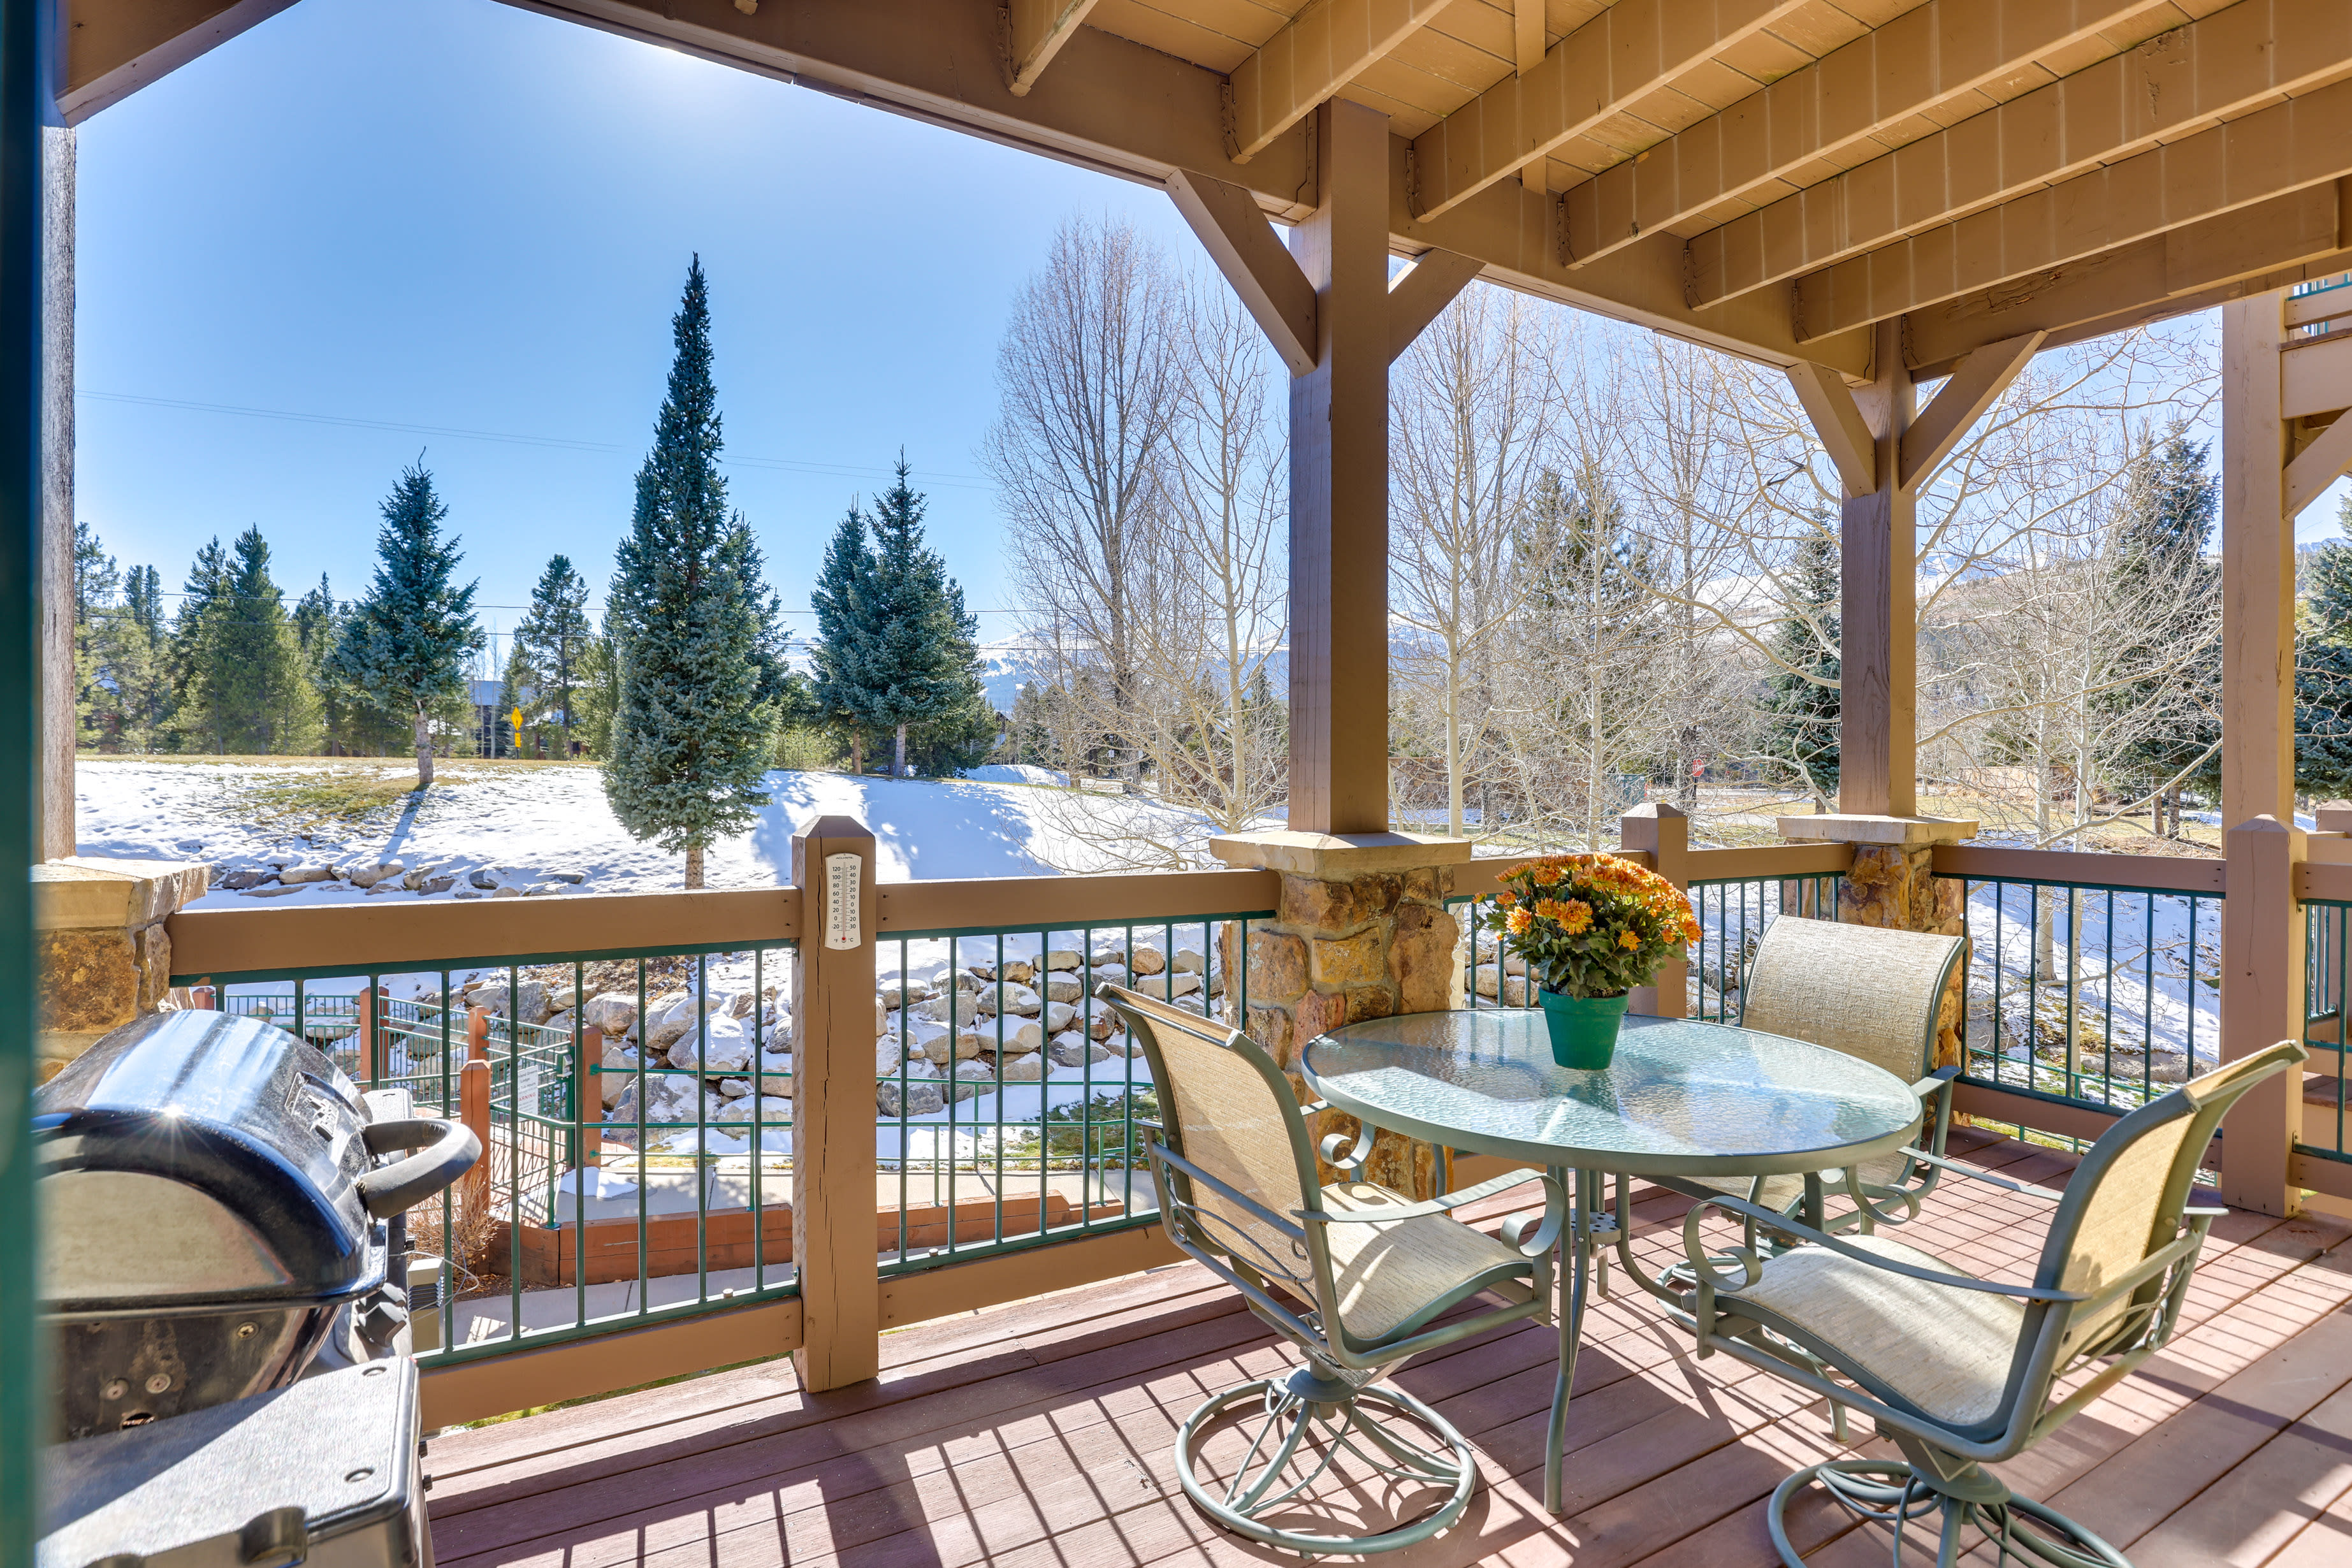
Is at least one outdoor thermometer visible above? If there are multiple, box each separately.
[824,852,862,949]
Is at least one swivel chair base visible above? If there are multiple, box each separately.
[1175,1363,1476,1557]
[1771,1457,2130,1568]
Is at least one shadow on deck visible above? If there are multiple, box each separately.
[420,1128,2352,1567]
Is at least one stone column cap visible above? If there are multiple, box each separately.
[1775,815,1979,848]
[1209,830,1475,876]
[34,856,212,931]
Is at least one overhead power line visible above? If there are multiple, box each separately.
[75,389,998,490]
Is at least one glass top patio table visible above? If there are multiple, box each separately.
[1300,1011,1924,1179]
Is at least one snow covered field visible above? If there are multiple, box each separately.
[75,758,1212,910]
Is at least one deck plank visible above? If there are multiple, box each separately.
[429,1133,2352,1568]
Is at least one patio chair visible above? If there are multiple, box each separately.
[1673,1039,2305,1568]
[1098,983,1565,1557]
[1697,915,1970,1231]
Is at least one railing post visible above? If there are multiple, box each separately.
[1621,803,1688,1019]
[576,1024,603,1171]
[467,1003,489,1062]
[791,815,880,1391]
[459,1054,492,1216]
[2221,816,2305,1216]
[358,984,379,1087]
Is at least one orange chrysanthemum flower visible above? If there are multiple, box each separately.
[1506,906,1534,936]
[1618,929,1641,950]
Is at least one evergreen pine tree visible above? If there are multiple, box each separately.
[334,463,483,785]
[573,624,621,759]
[602,257,780,888]
[494,637,536,757]
[200,528,319,753]
[516,554,592,757]
[1008,681,1053,766]
[1758,526,1841,807]
[2298,525,2352,799]
[73,523,120,746]
[861,456,984,776]
[2109,425,2221,829]
[809,503,877,775]
[115,563,168,748]
[168,539,230,751]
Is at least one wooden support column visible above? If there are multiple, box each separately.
[1620,804,1688,1019]
[1788,325,2042,820]
[1840,321,1916,818]
[1288,98,1393,835]
[2222,817,2304,1216]
[37,124,67,860]
[790,815,880,1391]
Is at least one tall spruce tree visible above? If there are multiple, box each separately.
[809,504,878,774]
[168,539,230,751]
[2298,523,2352,799]
[1758,527,1841,807]
[516,554,592,757]
[2108,425,2221,830]
[603,258,780,888]
[335,463,483,785]
[203,527,319,753]
[862,457,983,776]
[73,523,120,746]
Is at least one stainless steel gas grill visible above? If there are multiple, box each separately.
[34,1004,479,1568]
[34,1007,478,1439]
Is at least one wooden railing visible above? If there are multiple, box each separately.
[160,811,2351,1425]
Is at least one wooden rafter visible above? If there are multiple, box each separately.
[1387,249,1483,361]
[1511,0,1543,192]
[2286,413,2352,520]
[1165,169,1318,375]
[1405,0,1811,222]
[1692,0,2352,310]
[1563,0,2170,270]
[1003,0,1104,98]
[62,0,300,123]
[1226,0,1465,164]
[1793,75,2352,342]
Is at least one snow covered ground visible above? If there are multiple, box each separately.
[75,759,1215,911]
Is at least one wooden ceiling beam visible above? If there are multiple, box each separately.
[1694,0,2352,310]
[1227,0,1466,164]
[1406,0,1812,223]
[1562,0,2174,270]
[1794,75,2352,342]
[1003,0,1105,98]
[63,0,300,124]
[1905,184,2346,378]
[1165,168,1318,374]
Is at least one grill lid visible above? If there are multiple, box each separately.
[35,1010,382,1313]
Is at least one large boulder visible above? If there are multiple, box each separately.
[1049,1034,1114,1070]
[347,860,402,890]
[642,993,698,1052]
[877,1080,945,1118]
[215,868,274,892]
[667,1012,753,1074]
[279,863,341,885]
[972,982,1042,1018]
[1128,945,1168,977]
[581,991,638,1036]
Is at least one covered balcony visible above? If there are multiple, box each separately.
[13,4,2352,1567]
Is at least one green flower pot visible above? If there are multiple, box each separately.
[1537,989,1628,1070]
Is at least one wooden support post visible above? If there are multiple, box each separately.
[1840,321,1917,818]
[2218,288,2326,1217]
[790,815,880,1391]
[1288,98,1393,836]
[458,1055,491,1217]
[2223,291,2300,831]
[577,1025,604,1171]
[1620,804,1688,1019]
[2222,817,2304,1217]
[466,1003,490,1063]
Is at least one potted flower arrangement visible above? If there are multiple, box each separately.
[1483,853,1701,1069]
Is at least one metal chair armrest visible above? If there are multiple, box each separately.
[1681,1191,2087,1303]
[1900,1147,2068,1203]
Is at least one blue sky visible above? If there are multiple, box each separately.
[73,0,1203,664]
[75,0,2340,670]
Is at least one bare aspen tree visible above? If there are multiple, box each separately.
[1390,286,1558,838]
[983,214,1184,789]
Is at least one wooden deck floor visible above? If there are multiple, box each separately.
[423,1129,2352,1567]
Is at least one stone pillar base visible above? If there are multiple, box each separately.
[35,857,211,1081]
[1210,832,1472,1200]
[1776,815,1977,1068]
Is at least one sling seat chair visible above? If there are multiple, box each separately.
[1671,1039,2305,1568]
[1098,982,1565,1556]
